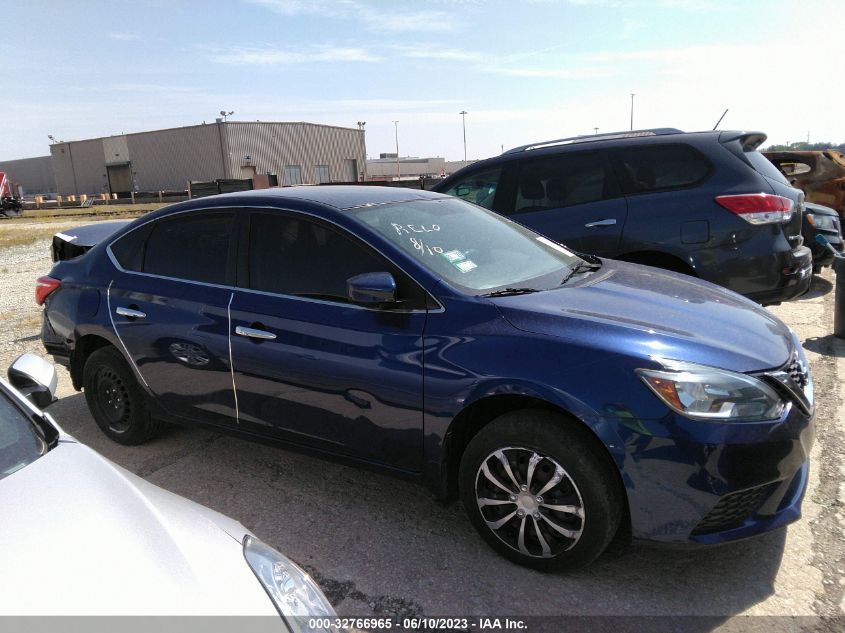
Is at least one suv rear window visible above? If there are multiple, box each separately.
[746,150,790,185]
[611,144,710,194]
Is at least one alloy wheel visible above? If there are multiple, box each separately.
[475,446,585,558]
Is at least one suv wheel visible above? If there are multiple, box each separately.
[83,346,165,445]
[459,410,623,570]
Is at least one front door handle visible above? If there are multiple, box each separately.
[584,218,617,228]
[115,306,146,319]
[235,325,277,341]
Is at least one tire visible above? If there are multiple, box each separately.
[813,264,823,275]
[459,410,623,571]
[82,346,165,445]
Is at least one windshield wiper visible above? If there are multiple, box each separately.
[481,287,541,297]
[560,260,601,286]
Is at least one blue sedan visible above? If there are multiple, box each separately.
[38,186,815,570]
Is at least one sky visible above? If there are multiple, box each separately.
[2,0,844,163]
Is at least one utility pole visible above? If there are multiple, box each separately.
[594,127,599,135]
[630,94,635,131]
[460,110,468,161]
[393,120,400,180]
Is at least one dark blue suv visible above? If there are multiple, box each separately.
[38,186,815,570]
[434,129,812,305]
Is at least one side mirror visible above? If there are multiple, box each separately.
[347,272,397,306]
[8,353,58,409]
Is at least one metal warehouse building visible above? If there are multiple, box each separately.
[0,155,56,195]
[49,121,367,196]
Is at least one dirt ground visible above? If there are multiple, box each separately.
[1,217,843,630]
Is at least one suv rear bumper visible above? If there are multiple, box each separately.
[745,245,812,305]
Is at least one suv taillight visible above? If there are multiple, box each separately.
[714,193,794,225]
[36,276,61,306]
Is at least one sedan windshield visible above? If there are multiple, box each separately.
[0,392,46,480]
[352,198,582,293]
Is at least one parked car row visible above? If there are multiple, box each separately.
[37,182,815,575]
[434,128,813,305]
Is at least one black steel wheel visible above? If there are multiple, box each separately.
[83,346,165,445]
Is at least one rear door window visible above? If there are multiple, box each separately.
[611,144,711,194]
[441,167,502,210]
[142,212,235,284]
[508,151,618,215]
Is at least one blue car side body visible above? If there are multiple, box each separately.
[41,187,814,545]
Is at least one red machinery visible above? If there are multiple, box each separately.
[0,171,23,217]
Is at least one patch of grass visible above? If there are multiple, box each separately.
[0,224,79,249]
[15,204,165,221]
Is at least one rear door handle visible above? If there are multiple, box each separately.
[584,218,617,228]
[235,325,277,341]
[115,306,146,319]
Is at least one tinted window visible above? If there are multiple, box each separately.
[353,198,581,294]
[510,152,616,214]
[0,391,45,480]
[110,223,153,271]
[611,144,710,193]
[745,150,790,185]
[143,213,234,284]
[248,213,423,305]
[442,167,502,210]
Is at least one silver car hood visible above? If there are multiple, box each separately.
[0,440,278,616]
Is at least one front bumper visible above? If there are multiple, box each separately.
[808,230,843,268]
[622,403,814,545]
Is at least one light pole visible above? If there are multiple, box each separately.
[220,110,234,122]
[459,110,468,161]
[393,120,400,180]
[629,94,635,131]
[593,127,599,135]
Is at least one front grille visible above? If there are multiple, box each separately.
[787,358,810,389]
[690,484,774,536]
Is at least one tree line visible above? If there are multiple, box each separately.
[764,141,845,152]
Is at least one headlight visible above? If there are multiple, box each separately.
[636,360,786,422]
[243,535,337,631]
[806,213,838,231]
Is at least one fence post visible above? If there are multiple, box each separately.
[158,191,163,203]
[130,191,135,205]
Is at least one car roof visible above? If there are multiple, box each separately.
[199,185,446,210]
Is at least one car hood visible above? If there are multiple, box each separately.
[492,259,793,373]
[0,441,278,616]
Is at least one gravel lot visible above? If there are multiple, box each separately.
[1,217,843,631]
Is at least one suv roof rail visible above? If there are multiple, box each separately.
[502,128,685,155]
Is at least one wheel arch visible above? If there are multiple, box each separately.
[69,333,117,390]
[438,389,631,545]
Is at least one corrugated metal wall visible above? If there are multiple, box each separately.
[127,124,225,191]
[0,155,56,194]
[224,122,366,184]
[48,121,366,194]
[50,139,107,195]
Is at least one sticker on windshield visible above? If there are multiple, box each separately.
[535,235,574,256]
[455,260,477,273]
[442,249,465,263]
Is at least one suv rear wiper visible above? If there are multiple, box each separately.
[560,260,601,286]
[480,287,541,297]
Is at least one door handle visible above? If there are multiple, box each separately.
[584,218,617,228]
[235,325,277,341]
[115,306,146,319]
